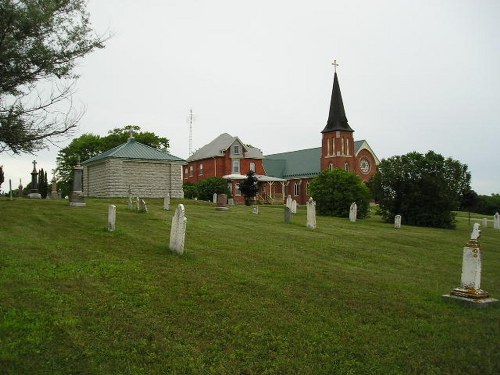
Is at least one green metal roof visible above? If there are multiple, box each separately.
[264,148,322,178]
[82,138,185,165]
[264,141,366,179]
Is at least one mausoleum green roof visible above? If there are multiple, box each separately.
[82,138,185,165]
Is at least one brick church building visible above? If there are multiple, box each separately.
[185,70,379,204]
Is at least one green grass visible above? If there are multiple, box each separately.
[0,198,499,374]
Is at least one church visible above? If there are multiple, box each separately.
[185,68,379,205]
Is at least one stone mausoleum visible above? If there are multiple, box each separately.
[82,137,185,198]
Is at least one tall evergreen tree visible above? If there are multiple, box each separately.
[239,170,259,206]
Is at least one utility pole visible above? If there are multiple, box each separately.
[187,108,195,156]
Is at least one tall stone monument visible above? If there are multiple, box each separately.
[50,169,59,199]
[494,212,500,230]
[349,202,357,222]
[28,160,41,199]
[108,205,116,231]
[69,159,86,206]
[443,223,498,307]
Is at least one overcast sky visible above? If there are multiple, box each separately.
[2,0,499,195]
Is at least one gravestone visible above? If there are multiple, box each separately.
[18,179,23,197]
[28,160,41,199]
[443,223,498,307]
[494,212,500,229]
[170,204,187,255]
[69,160,85,206]
[349,202,357,222]
[216,193,228,211]
[284,206,292,223]
[286,195,292,210]
[9,179,12,200]
[291,200,297,214]
[108,205,116,231]
[50,169,58,199]
[394,215,402,229]
[164,193,171,210]
[213,193,218,204]
[306,197,317,229]
[140,199,148,213]
[228,198,235,206]
[481,218,488,228]
[128,196,133,210]
[136,197,140,211]
[252,206,259,214]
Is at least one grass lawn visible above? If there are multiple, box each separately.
[0,198,499,374]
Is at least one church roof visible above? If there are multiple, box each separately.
[321,72,353,133]
[264,140,369,179]
[82,138,185,165]
[187,133,263,162]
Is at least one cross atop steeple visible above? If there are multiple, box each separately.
[332,59,339,73]
[32,160,37,172]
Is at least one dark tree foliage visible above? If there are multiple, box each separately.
[474,194,500,215]
[182,182,198,199]
[38,168,48,198]
[0,165,4,188]
[370,151,471,228]
[56,125,169,197]
[309,169,371,218]
[239,170,259,205]
[195,177,230,201]
[0,0,106,154]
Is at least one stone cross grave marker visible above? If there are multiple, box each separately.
[494,212,500,229]
[306,197,316,229]
[394,215,402,229]
[108,205,116,231]
[164,193,171,210]
[170,204,187,255]
[349,202,357,222]
[291,199,297,214]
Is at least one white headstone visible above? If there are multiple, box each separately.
[291,200,297,214]
[306,197,317,229]
[164,193,171,210]
[141,199,148,213]
[494,212,500,229]
[252,206,259,214]
[213,193,218,204]
[170,204,187,255]
[286,195,292,209]
[349,202,357,222]
[481,218,488,228]
[394,215,401,229]
[228,198,235,205]
[136,197,140,211]
[128,196,133,210]
[108,205,116,231]
[461,224,482,290]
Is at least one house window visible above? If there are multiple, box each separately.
[233,145,240,155]
[189,165,194,177]
[199,163,203,175]
[184,168,188,179]
[294,182,300,197]
[232,160,240,174]
[235,183,241,196]
[329,163,333,171]
[249,162,255,172]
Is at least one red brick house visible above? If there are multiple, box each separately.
[185,70,379,205]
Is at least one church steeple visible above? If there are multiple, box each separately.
[321,71,353,133]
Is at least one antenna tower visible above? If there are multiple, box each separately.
[187,108,194,155]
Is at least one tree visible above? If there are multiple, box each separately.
[0,165,4,189]
[239,170,259,205]
[370,151,471,228]
[0,0,106,154]
[56,126,170,197]
[38,168,49,198]
[195,177,230,201]
[309,169,371,218]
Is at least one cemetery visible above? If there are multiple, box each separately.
[0,197,499,374]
